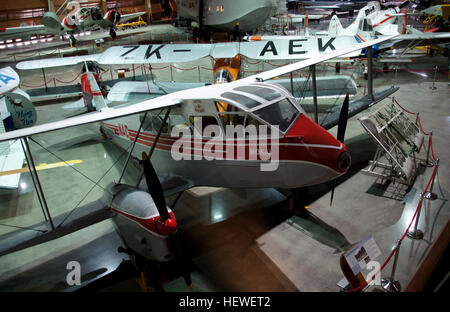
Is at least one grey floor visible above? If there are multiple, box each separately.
[0,24,448,292]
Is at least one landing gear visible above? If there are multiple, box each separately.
[110,28,117,40]
[69,35,76,47]
[289,187,310,216]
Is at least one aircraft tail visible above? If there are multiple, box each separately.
[328,15,344,36]
[397,9,408,35]
[86,71,109,111]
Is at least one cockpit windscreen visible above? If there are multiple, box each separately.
[253,99,300,132]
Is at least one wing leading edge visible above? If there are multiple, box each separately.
[0,36,396,143]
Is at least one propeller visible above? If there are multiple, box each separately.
[141,152,170,220]
[330,93,349,206]
[399,1,410,9]
[140,152,193,290]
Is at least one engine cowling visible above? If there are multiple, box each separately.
[104,10,121,25]
[42,11,61,30]
[2,89,36,130]
[61,15,78,31]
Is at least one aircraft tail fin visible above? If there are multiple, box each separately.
[305,11,310,36]
[328,15,344,36]
[86,72,109,111]
[397,9,408,34]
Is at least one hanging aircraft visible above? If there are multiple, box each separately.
[0,4,145,47]
[174,0,278,37]
[247,1,450,57]
[0,67,37,189]
[299,0,370,16]
[326,1,450,50]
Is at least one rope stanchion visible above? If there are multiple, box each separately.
[348,163,438,292]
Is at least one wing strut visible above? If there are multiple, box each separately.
[136,107,172,188]
[20,138,55,230]
[367,46,374,101]
[118,112,148,184]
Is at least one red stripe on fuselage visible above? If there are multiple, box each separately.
[373,15,393,28]
[102,119,345,172]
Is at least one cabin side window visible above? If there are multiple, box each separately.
[188,115,221,138]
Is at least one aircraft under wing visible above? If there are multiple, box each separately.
[320,86,400,130]
[0,197,114,257]
[387,30,450,49]
[0,36,396,143]
[240,35,396,82]
[16,35,390,70]
[118,12,146,23]
[16,54,102,70]
[0,25,49,41]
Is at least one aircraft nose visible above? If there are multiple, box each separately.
[156,214,178,236]
[285,114,351,173]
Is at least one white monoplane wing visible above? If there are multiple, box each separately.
[119,12,146,23]
[16,54,102,70]
[0,67,20,94]
[17,36,381,70]
[0,36,395,143]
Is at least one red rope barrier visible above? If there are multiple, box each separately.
[393,98,416,115]
[417,116,430,136]
[348,163,438,292]
[265,61,289,67]
[200,66,213,71]
[243,57,262,65]
[151,65,170,70]
[55,72,81,84]
[20,79,53,88]
[171,65,197,71]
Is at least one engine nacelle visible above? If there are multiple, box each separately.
[61,15,78,31]
[104,10,121,25]
[1,89,36,130]
[108,184,177,262]
[42,11,61,30]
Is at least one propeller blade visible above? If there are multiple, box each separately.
[337,93,349,143]
[330,180,336,206]
[142,152,170,219]
[331,93,348,206]
[399,1,409,9]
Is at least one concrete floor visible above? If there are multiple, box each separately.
[0,26,448,292]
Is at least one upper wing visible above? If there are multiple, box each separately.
[16,54,102,70]
[0,36,396,143]
[241,35,397,82]
[118,12,146,23]
[16,37,379,70]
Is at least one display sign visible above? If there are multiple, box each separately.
[344,235,381,275]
